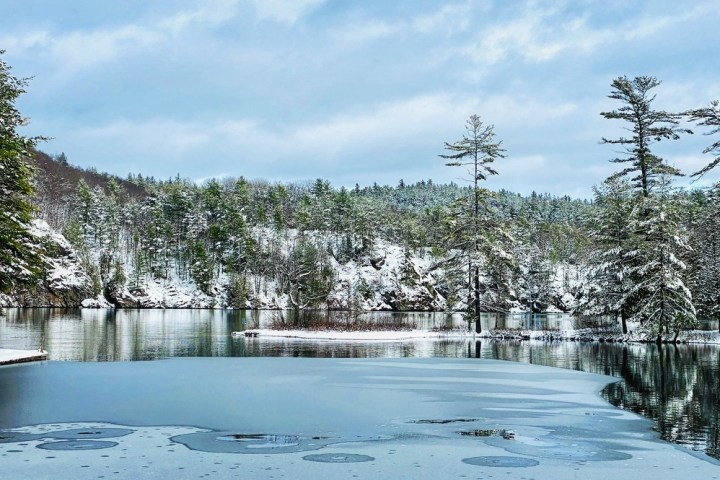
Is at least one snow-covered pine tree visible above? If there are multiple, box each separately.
[574,178,636,333]
[601,76,690,198]
[625,179,697,342]
[282,237,334,310]
[440,115,513,332]
[0,52,47,293]
[688,184,720,329]
[223,181,253,278]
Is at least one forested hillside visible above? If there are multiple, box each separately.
[16,151,591,317]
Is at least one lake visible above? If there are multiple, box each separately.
[1,308,719,461]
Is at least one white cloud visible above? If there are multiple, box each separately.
[6,0,719,198]
[327,3,474,52]
[288,94,470,156]
[478,94,578,130]
[622,5,709,41]
[80,119,212,157]
[48,25,163,71]
[0,30,49,51]
[57,93,477,178]
[158,0,242,32]
[2,0,316,76]
[461,7,566,65]
[412,2,473,34]
[460,2,713,66]
[249,0,325,24]
[330,20,401,47]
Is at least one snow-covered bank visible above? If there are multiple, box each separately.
[235,327,720,344]
[234,328,475,341]
[1,221,582,314]
[0,358,717,479]
[477,328,720,344]
[0,348,48,366]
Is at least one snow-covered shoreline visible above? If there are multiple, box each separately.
[233,328,476,341]
[234,327,720,344]
[0,348,48,366]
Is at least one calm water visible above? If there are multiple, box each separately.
[1,308,719,461]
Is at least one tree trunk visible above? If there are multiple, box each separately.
[475,266,481,333]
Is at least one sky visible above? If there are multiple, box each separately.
[2,0,719,198]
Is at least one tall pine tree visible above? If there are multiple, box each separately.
[575,178,636,333]
[0,51,45,293]
[625,179,697,341]
[601,76,689,197]
[440,114,513,332]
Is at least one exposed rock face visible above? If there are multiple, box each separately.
[107,285,211,309]
[326,242,448,312]
[0,220,91,307]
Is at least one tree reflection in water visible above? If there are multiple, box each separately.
[603,344,720,460]
[483,341,720,461]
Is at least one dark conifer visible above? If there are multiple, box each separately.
[0,51,46,292]
[601,76,690,197]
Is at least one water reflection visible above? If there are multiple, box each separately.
[0,309,584,361]
[0,309,246,361]
[0,308,719,460]
[602,344,720,459]
[476,340,720,461]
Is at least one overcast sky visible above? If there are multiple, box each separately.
[2,0,719,197]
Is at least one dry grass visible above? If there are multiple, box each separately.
[267,311,416,332]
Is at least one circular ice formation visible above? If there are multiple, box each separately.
[171,432,335,454]
[0,432,38,444]
[217,434,301,449]
[48,428,134,440]
[37,440,119,451]
[484,435,632,462]
[303,453,375,463]
[462,456,540,467]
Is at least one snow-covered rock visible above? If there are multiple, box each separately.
[80,297,113,309]
[0,220,91,307]
[0,222,585,314]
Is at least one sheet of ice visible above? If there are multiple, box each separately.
[0,348,47,365]
[0,358,717,479]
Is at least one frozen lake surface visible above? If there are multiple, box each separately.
[1,357,718,479]
[2,308,720,474]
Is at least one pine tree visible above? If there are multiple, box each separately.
[575,178,636,333]
[282,238,334,310]
[688,185,720,327]
[73,179,93,237]
[685,100,720,178]
[0,51,46,292]
[626,179,697,341]
[601,76,690,197]
[440,114,511,332]
[190,240,214,295]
